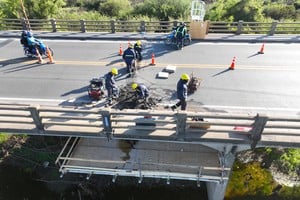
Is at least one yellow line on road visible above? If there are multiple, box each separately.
[0,58,296,71]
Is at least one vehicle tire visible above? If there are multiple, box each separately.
[165,38,172,45]
[183,38,191,46]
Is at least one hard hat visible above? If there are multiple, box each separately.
[132,83,138,90]
[181,73,190,81]
[27,31,33,37]
[136,40,141,46]
[111,68,118,75]
[22,30,28,36]
[129,43,134,48]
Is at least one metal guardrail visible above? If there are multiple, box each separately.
[0,103,300,149]
[1,18,300,35]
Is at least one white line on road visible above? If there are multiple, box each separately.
[0,97,63,103]
[201,105,300,112]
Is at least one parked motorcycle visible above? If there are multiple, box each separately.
[164,28,191,49]
[23,38,54,58]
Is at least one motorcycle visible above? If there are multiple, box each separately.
[23,38,54,58]
[164,28,192,49]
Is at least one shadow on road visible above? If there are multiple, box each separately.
[1,62,43,73]
[61,86,88,97]
[0,57,34,68]
[247,52,260,58]
[212,68,231,77]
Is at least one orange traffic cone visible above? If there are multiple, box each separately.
[258,43,265,54]
[150,53,156,66]
[46,46,55,64]
[229,56,236,70]
[119,44,123,56]
[36,48,43,64]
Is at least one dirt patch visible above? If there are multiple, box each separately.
[112,84,162,110]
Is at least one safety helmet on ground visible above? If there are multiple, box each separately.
[111,68,118,75]
[136,40,141,46]
[132,83,138,90]
[181,73,190,81]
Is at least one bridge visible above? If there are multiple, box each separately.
[0,103,300,200]
[1,25,300,199]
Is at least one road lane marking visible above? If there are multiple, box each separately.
[0,58,297,71]
[0,97,63,103]
[202,105,300,112]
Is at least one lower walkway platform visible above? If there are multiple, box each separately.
[56,137,228,185]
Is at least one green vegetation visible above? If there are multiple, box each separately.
[0,133,10,144]
[0,0,299,22]
[225,162,276,198]
[206,0,300,22]
[226,148,300,199]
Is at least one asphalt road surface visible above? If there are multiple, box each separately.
[0,38,299,115]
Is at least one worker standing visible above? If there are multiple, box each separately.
[134,40,143,62]
[105,68,119,105]
[171,73,190,111]
[122,43,136,77]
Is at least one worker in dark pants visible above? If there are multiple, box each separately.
[171,73,190,111]
[105,68,119,105]
[122,43,136,77]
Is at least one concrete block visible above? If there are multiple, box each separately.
[157,72,169,79]
[164,65,177,73]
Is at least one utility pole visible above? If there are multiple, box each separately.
[20,0,31,30]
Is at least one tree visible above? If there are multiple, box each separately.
[0,0,65,19]
[100,0,132,18]
[133,0,191,21]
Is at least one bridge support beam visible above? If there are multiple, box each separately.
[206,180,228,200]
[203,144,238,200]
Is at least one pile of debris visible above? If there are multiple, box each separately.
[112,84,161,110]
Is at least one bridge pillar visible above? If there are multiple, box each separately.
[206,180,228,200]
[203,144,238,200]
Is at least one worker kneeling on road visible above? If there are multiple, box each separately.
[132,83,149,102]
[171,73,190,111]
[105,68,119,105]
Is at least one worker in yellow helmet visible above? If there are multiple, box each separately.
[105,68,119,105]
[132,82,149,102]
[171,73,190,111]
[134,40,143,61]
